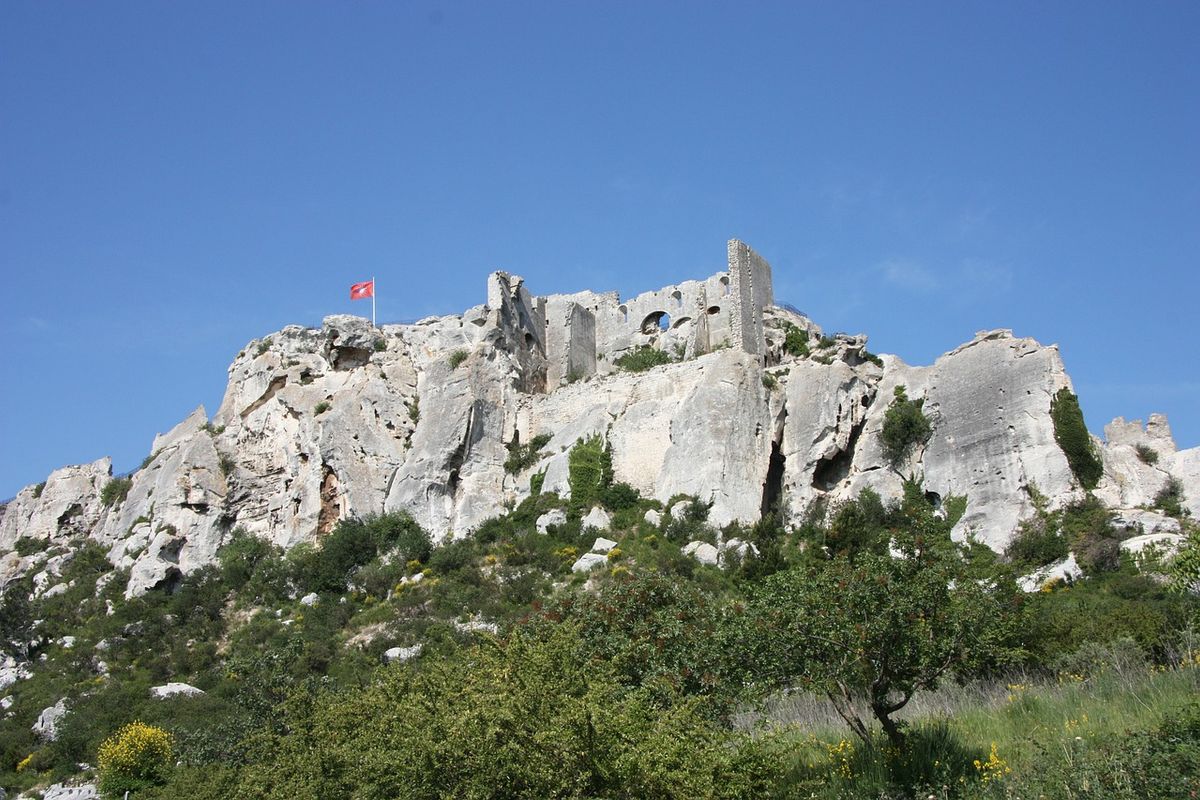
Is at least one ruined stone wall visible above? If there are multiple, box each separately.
[543,296,598,387]
[486,272,548,393]
[727,239,774,359]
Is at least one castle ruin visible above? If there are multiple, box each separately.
[484,238,775,392]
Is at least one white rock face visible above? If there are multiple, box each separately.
[1018,553,1083,593]
[299,592,320,607]
[384,644,422,663]
[3,243,1198,595]
[644,509,662,526]
[33,698,68,741]
[536,509,567,534]
[582,507,612,532]
[150,682,205,699]
[682,541,720,566]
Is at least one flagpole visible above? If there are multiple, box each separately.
[372,275,376,327]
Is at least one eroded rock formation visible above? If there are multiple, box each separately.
[2,239,1196,594]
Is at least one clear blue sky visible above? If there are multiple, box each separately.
[2,2,1198,499]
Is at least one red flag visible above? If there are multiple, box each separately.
[350,280,374,300]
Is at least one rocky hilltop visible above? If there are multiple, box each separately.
[2,240,1197,596]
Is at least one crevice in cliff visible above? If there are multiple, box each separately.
[812,414,868,491]
[318,465,341,534]
[759,400,788,517]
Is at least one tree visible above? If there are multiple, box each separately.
[737,494,1022,749]
[880,386,932,468]
[97,721,174,798]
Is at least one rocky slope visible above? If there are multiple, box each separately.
[2,240,1196,596]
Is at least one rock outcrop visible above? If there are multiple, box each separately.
[2,238,1197,595]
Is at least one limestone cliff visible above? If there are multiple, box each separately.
[2,239,1196,595]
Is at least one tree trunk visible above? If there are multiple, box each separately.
[872,702,906,750]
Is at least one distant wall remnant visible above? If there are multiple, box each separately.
[727,239,774,358]
[488,238,776,392]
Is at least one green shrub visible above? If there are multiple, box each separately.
[448,349,468,369]
[405,398,419,423]
[782,324,810,358]
[504,433,552,475]
[1006,513,1069,571]
[97,721,174,799]
[100,476,133,507]
[1153,477,1189,519]
[568,434,612,509]
[817,335,837,349]
[761,372,778,390]
[218,453,236,477]
[880,386,933,468]
[529,469,546,496]
[1050,388,1103,491]
[32,481,45,499]
[255,338,272,356]
[861,350,884,368]
[13,536,42,557]
[1135,444,1160,465]
[373,338,386,352]
[613,346,672,373]
[314,401,331,415]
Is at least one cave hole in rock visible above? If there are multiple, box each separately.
[811,416,869,490]
[720,275,730,295]
[671,289,683,308]
[761,438,786,517]
[672,316,692,329]
[155,567,184,595]
[641,311,670,334]
[924,491,942,510]
[707,306,721,315]
[619,305,628,323]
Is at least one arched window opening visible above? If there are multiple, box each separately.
[641,311,670,334]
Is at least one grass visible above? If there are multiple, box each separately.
[738,660,1200,798]
[613,346,672,373]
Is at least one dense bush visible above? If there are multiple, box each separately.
[567,434,613,510]
[100,476,133,507]
[182,627,778,799]
[782,322,810,357]
[1153,477,1189,519]
[97,722,174,798]
[880,386,932,468]
[1135,444,1160,465]
[503,432,552,474]
[613,345,672,372]
[1050,387,1103,490]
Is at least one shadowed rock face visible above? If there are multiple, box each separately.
[2,240,1197,595]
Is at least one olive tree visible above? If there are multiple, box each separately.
[737,498,1022,749]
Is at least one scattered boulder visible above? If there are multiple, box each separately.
[1120,532,1186,558]
[454,616,500,636]
[589,537,618,554]
[582,507,612,531]
[644,509,662,527]
[536,509,567,535]
[571,552,608,573]
[1112,509,1182,537]
[384,644,422,664]
[0,657,31,691]
[299,592,320,607]
[41,783,99,800]
[682,541,720,566]
[150,682,205,699]
[33,698,68,741]
[1018,553,1083,592]
[719,538,758,566]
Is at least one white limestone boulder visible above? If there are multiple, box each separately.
[536,509,567,534]
[150,682,205,699]
[682,541,720,566]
